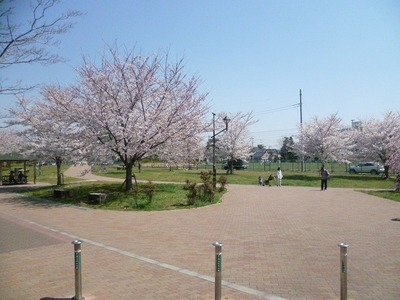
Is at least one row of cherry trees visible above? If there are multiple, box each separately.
[294,112,400,176]
[3,47,254,189]
[215,111,256,174]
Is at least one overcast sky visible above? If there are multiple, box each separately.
[2,0,400,148]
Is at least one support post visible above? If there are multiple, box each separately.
[212,113,217,189]
[211,113,229,190]
[338,243,349,300]
[72,240,85,300]
[213,242,223,300]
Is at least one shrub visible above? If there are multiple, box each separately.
[184,179,198,205]
[144,181,156,203]
[200,181,214,202]
[218,175,228,191]
[184,171,216,204]
[131,184,139,207]
[200,170,211,182]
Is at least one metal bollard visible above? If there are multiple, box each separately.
[213,242,223,300]
[338,243,349,300]
[72,240,85,300]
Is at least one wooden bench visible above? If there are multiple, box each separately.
[1,175,28,185]
[88,193,107,204]
[1,175,11,185]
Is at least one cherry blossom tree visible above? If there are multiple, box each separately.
[156,134,204,170]
[53,47,209,191]
[389,148,400,173]
[294,113,352,165]
[8,88,85,185]
[0,0,82,94]
[388,140,400,173]
[217,111,256,174]
[387,112,400,173]
[0,129,23,155]
[350,111,400,178]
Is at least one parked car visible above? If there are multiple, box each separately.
[223,159,249,170]
[349,162,384,175]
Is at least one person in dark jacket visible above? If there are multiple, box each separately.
[320,166,330,190]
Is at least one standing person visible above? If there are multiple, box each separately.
[320,166,330,190]
[277,167,283,186]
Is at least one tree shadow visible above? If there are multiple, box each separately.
[0,185,74,209]
[284,174,319,182]
[40,297,73,300]
[332,174,386,181]
[0,183,51,193]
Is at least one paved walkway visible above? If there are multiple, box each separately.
[0,166,399,299]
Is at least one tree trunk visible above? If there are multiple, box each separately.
[56,157,63,186]
[384,165,390,179]
[229,166,234,175]
[125,162,134,191]
[228,158,234,174]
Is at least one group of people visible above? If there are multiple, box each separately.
[8,171,28,184]
[258,166,330,190]
[258,167,283,187]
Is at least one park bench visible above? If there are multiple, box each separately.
[1,175,12,185]
[1,175,28,185]
[88,192,107,204]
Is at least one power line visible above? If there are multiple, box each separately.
[253,103,300,116]
[251,128,297,134]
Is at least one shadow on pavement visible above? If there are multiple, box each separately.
[40,298,73,300]
[0,182,51,193]
[0,184,70,209]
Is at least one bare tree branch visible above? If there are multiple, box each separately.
[0,0,82,94]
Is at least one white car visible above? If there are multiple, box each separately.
[349,162,384,175]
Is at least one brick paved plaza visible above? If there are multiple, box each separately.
[0,172,399,299]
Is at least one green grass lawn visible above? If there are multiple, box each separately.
[22,181,224,211]
[94,165,395,188]
[36,165,76,185]
[18,165,400,210]
[94,166,400,203]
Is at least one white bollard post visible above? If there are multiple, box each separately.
[72,240,85,300]
[338,243,349,300]
[213,242,223,300]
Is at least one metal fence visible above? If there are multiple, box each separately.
[140,161,350,173]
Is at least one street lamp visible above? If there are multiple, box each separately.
[212,113,230,189]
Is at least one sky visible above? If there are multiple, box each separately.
[2,0,400,148]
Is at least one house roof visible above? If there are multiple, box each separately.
[252,149,267,159]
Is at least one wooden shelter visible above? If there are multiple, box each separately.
[0,159,37,185]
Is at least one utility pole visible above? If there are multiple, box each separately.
[212,113,217,189]
[300,89,305,172]
[299,89,303,125]
[212,113,230,189]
